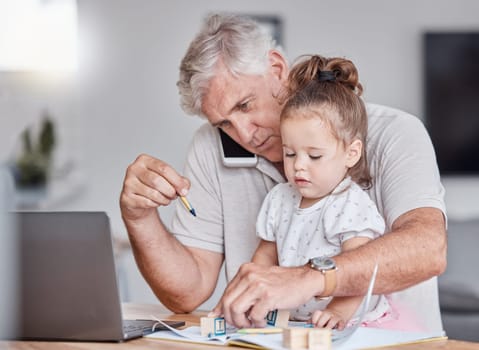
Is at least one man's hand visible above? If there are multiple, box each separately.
[210,263,323,328]
[120,154,191,222]
[118,154,225,313]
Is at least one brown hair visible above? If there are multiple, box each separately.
[281,55,371,188]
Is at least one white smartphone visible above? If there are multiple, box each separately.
[218,129,258,167]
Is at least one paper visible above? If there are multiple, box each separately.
[334,328,446,350]
[151,317,245,345]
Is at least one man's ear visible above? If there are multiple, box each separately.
[268,50,289,84]
[346,139,362,168]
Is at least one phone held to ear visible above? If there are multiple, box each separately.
[218,129,258,167]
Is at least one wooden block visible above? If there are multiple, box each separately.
[282,328,310,350]
[265,309,290,328]
[283,327,332,350]
[308,328,332,350]
[200,316,226,337]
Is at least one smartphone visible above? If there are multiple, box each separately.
[218,129,258,167]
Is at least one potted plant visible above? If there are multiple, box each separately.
[13,112,56,189]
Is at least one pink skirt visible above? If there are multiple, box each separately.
[362,300,426,332]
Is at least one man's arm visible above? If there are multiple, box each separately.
[120,154,223,313]
[212,207,446,328]
[334,207,447,296]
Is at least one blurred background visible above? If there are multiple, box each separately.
[1,0,478,341]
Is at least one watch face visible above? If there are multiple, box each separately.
[311,257,336,270]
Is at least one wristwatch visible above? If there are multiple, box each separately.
[308,257,337,298]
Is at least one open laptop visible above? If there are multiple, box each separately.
[13,211,184,342]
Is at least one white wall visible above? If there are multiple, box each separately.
[1,0,479,308]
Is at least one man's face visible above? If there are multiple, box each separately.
[201,60,286,163]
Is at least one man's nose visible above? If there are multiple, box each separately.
[233,118,255,145]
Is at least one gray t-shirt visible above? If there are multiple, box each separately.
[170,103,446,331]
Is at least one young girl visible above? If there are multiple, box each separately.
[252,55,391,330]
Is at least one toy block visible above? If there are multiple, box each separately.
[200,316,226,337]
[308,328,332,350]
[283,327,332,350]
[265,309,290,328]
[283,328,310,349]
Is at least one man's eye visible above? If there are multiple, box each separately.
[238,102,249,112]
[219,121,232,129]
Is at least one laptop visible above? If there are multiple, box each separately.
[13,211,184,342]
[0,167,19,339]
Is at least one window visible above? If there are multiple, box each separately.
[0,0,77,72]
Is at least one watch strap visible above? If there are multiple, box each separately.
[318,267,337,297]
[308,257,337,298]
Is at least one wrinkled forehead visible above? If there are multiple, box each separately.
[200,65,239,121]
[201,61,269,121]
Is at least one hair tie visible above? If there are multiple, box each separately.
[317,70,336,82]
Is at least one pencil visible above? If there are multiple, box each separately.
[237,327,283,334]
[179,195,196,217]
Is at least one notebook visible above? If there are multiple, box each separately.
[13,211,184,342]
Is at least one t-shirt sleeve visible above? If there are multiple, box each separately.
[323,186,386,247]
[256,185,280,242]
[170,125,225,253]
[370,110,446,227]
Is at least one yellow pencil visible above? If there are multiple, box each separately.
[237,327,283,334]
[179,195,196,217]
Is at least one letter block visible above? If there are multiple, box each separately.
[265,309,290,328]
[200,316,226,337]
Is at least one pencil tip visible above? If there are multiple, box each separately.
[190,208,197,217]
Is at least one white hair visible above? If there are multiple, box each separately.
[177,13,283,116]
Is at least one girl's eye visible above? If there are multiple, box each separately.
[309,155,322,160]
[284,153,296,158]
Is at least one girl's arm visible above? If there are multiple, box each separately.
[251,239,279,266]
[313,236,371,329]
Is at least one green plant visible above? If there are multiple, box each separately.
[15,113,56,188]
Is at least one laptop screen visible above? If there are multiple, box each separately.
[17,211,126,341]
